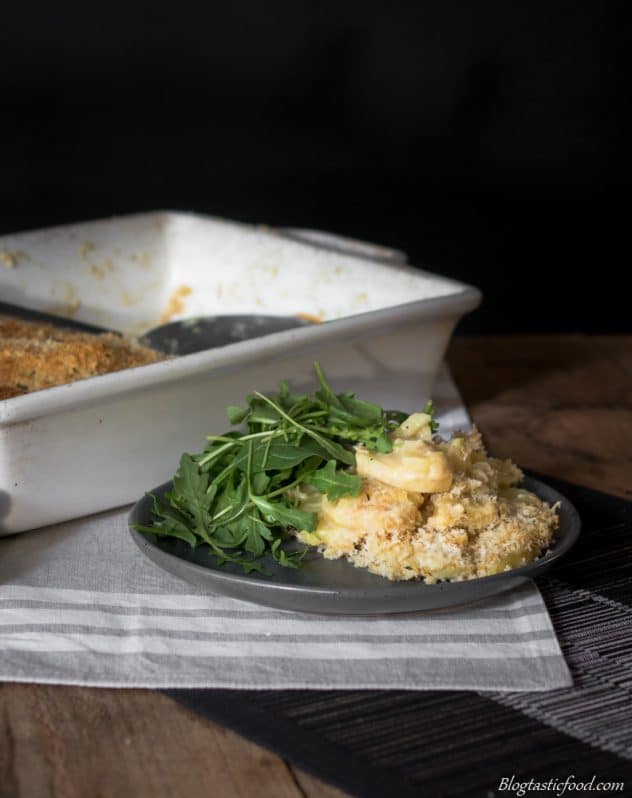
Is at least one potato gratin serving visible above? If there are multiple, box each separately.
[296,413,558,582]
[138,364,558,582]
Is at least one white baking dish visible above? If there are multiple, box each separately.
[0,212,480,534]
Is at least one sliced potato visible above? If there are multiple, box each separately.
[356,440,452,493]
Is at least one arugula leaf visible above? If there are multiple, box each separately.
[267,468,294,488]
[302,460,362,502]
[133,520,197,547]
[247,399,283,427]
[233,438,329,473]
[314,361,343,408]
[243,515,268,556]
[227,404,249,424]
[277,379,310,410]
[271,538,306,568]
[251,496,318,532]
[172,454,220,542]
[251,472,270,495]
[213,524,246,547]
[174,454,214,508]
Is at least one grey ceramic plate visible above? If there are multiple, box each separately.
[128,476,580,614]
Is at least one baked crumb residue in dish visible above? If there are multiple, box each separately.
[296,413,559,583]
[0,316,164,399]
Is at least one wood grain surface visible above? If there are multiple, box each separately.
[448,336,632,500]
[1,335,630,798]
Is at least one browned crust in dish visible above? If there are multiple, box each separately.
[0,316,164,399]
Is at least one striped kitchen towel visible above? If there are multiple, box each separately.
[0,368,571,691]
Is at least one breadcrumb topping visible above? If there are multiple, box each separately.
[0,316,164,400]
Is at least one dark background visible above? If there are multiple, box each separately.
[1,2,629,333]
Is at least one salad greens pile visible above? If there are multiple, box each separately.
[135,363,435,573]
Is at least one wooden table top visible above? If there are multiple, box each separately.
[1,334,630,798]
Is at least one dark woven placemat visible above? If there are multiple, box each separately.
[166,476,632,797]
